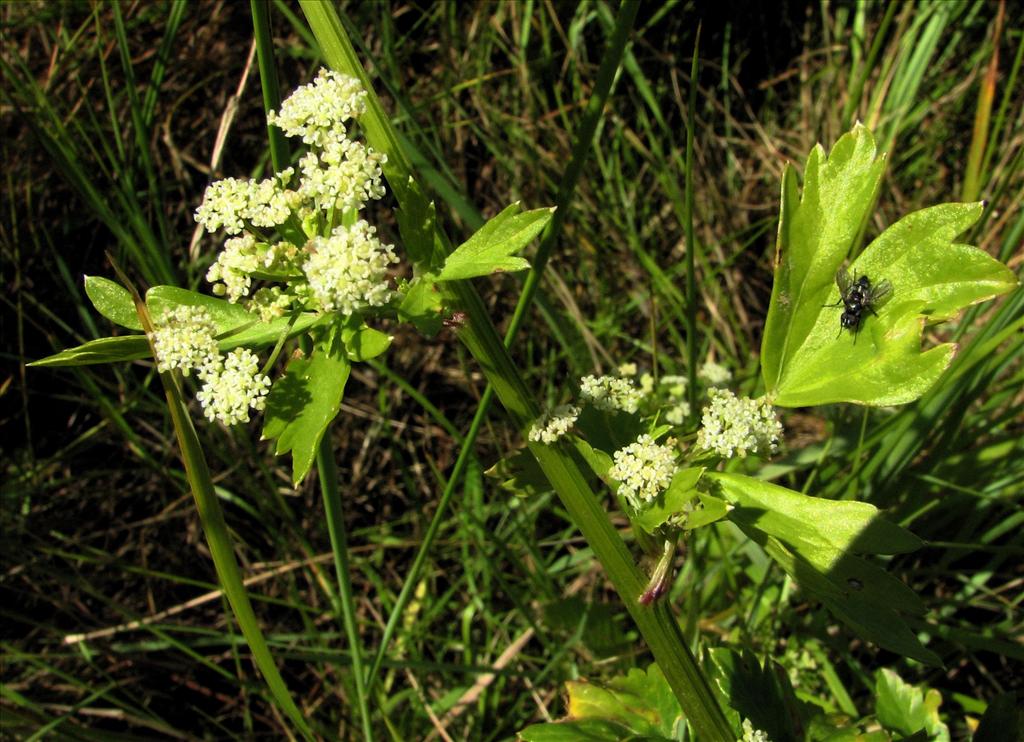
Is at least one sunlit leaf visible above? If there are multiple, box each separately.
[709,473,939,665]
[84,275,143,330]
[262,343,351,485]
[762,125,1016,407]
[874,669,949,741]
[437,201,552,281]
[519,664,681,741]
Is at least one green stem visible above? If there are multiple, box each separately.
[363,0,638,698]
[316,437,374,742]
[122,277,313,740]
[251,0,290,172]
[684,26,701,421]
[300,3,733,738]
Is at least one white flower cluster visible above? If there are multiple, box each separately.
[656,374,690,425]
[608,434,678,509]
[267,68,368,147]
[195,171,300,236]
[303,221,398,315]
[195,348,271,426]
[151,307,270,426]
[740,719,771,742]
[195,68,391,319]
[528,405,580,444]
[696,389,781,458]
[580,374,643,414]
[698,361,732,387]
[298,140,385,214]
[151,306,219,377]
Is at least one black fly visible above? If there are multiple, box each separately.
[827,264,892,339]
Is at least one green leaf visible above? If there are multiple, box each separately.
[262,344,351,485]
[29,335,150,367]
[518,719,644,742]
[397,274,444,336]
[437,202,553,281]
[395,178,440,271]
[762,124,885,396]
[762,125,1017,407]
[519,664,681,741]
[341,322,392,361]
[710,473,940,665]
[541,598,631,659]
[84,275,143,330]
[147,286,318,352]
[707,648,807,742]
[973,693,1023,742]
[874,669,949,742]
[634,467,704,534]
[485,448,552,498]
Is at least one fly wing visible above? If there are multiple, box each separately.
[835,263,852,296]
[870,278,893,309]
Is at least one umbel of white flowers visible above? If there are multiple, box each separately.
[697,388,781,457]
[155,69,398,425]
[194,67,393,321]
[152,306,270,425]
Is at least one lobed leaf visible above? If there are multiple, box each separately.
[437,202,553,281]
[262,344,351,485]
[519,664,681,741]
[761,125,1017,407]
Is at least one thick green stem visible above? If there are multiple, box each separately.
[300,3,733,738]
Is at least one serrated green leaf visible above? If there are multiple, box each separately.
[874,669,949,742]
[763,124,885,395]
[762,125,1017,407]
[147,286,318,352]
[563,665,681,739]
[262,346,351,485]
[437,202,553,281]
[84,275,143,330]
[710,473,939,665]
[707,648,806,742]
[29,335,150,367]
[341,322,392,361]
[397,274,444,336]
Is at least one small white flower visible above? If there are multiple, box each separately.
[151,306,219,377]
[617,362,637,377]
[665,401,691,425]
[660,374,688,398]
[608,434,678,509]
[194,177,251,235]
[740,719,771,742]
[206,234,261,302]
[195,348,271,426]
[580,374,643,414]
[696,389,782,458]
[268,68,368,148]
[297,139,386,214]
[639,372,654,394]
[194,171,300,236]
[698,361,732,387]
[303,220,398,315]
[528,405,580,444]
